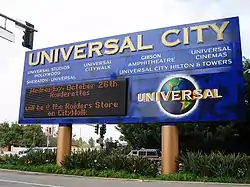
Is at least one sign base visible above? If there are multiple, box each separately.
[161,125,179,175]
[56,123,72,166]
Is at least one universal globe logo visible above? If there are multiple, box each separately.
[157,75,200,118]
[137,74,223,118]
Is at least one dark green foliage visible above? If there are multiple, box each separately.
[177,122,240,153]
[62,149,107,170]
[179,151,250,178]
[116,124,161,149]
[88,137,95,148]
[21,125,47,147]
[0,164,249,183]
[108,145,133,155]
[0,123,47,150]
[18,150,56,165]
[123,155,159,176]
[0,150,158,177]
[0,154,20,165]
[0,150,56,166]
[61,149,159,177]
[1,151,250,183]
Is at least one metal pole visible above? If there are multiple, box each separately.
[0,12,38,32]
[46,135,50,147]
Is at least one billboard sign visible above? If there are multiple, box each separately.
[18,17,245,124]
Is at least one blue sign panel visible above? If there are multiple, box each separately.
[18,16,245,124]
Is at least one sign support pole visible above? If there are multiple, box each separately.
[161,124,179,175]
[56,123,72,166]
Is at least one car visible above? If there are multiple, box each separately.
[127,148,161,162]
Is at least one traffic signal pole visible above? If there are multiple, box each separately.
[99,124,106,150]
[94,124,106,150]
[0,13,37,32]
[45,127,52,147]
[0,12,37,49]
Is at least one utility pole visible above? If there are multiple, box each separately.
[46,127,52,147]
[94,124,107,150]
[0,12,38,49]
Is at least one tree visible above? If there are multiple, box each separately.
[20,124,46,147]
[116,124,161,149]
[0,122,47,150]
[104,137,114,143]
[177,122,236,153]
[104,137,110,143]
[9,123,23,147]
[48,136,57,147]
[88,137,95,148]
[72,137,89,148]
[0,122,11,150]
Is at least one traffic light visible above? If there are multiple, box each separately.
[100,124,106,138]
[94,124,99,134]
[102,124,106,134]
[22,22,34,50]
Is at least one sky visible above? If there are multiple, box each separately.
[0,0,249,142]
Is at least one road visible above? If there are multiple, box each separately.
[0,170,249,187]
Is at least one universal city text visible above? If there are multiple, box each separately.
[27,21,230,67]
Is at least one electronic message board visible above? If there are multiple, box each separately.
[19,16,245,124]
[23,79,128,118]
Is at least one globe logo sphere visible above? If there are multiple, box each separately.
[158,75,199,117]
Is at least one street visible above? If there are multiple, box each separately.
[0,171,250,187]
